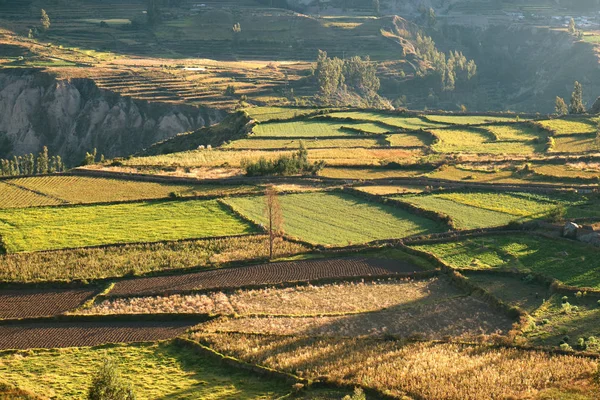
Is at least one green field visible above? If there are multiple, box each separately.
[223,192,445,245]
[244,106,323,122]
[319,167,426,180]
[7,176,255,205]
[326,111,444,130]
[484,123,546,143]
[0,181,63,209]
[253,119,390,137]
[552,135,598,153]
[385,132,432,147]
[396,195,517,229]
[431,128,542,154]
[0,200,255,253]
[0,342,290,399]
[537,118,598,135]
[424,115,522,125]
[412,234,600,289]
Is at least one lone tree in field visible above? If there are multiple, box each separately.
[568,18,576,35]
[265,186,283,260]
[570,81,586,114]
[555,96,568,115]
[88,358,136,400]
[40,9,50,31]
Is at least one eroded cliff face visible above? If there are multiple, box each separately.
[0,70,225,164]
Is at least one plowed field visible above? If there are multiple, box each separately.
[0,288,97,319]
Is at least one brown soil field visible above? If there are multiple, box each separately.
[109,257,423,297]
[0,288,98,319]
[0,321,194,350]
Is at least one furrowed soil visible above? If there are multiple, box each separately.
[0,288,97,319]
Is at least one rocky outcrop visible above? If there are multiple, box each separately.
[0,70,225,164]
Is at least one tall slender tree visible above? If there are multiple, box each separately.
[265,186,283,260]
[40,9,50,31]
[570,81,586,114]
[555,96,568,115]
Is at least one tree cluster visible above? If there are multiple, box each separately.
[0,147,64,177]
[88,358,136,400]
[414,34,477,91]
[314,50,380,103]
[243,143,325,176]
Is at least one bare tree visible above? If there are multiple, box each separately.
[265,186,283,260]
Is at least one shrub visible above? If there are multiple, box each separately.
[559,343,572,351]
[545,205,566,223]
[168,191,183,199]
[88,358,136,400]
[242,143,325,177]
[343,388,366,400]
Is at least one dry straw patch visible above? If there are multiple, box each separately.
[79,279,452,316]
[201,296,513,339]
[197,334,600,400]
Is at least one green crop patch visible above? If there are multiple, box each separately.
[223,192,445,246]
[0,200,255,253]
[431,128,542,154]
[537,118,598,135]
[412,235,600,289]
[326,111,444,130]
[0,342,290,399]
[244,106,322,122]
[226,137,384,149]
[7,176,255,205]
[0,181,62,209]
[253,119,390,137]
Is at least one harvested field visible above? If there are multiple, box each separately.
[201,295,513,339]
[320,167,425,179]
[0,321,194,350]
[355,185,424,195]
[223,192,445,245]
[79,278,449,316]
[0,288,97,319]
[0,199,255,253]
[109,257,425,297]
[197,334,600,400]
[0,235,308,283]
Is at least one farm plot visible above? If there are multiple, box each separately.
[424,115,522,125]
[552,135,598,153]
[427,165,539,185]
[411,234,600,289]
[197,334,599,400]
[108,256,430,297]
[201,295,513,339]
[252,119,390,137]
[8,176,255,204]
[245,106,323,122]
[0,181,62,209]
[431,128,542,154]
[526,294,600,352]
[385,132,433,147]
[0,321,194,350]
[0,200,255,253]
[79,278,450,316]
[537,118,598,135]
[0,288,97,319]
[225,137,384,149]
[0,235,308,283]
[0,341,291,399]
[320,167,426,180]
[533,164,600,181]
[355,185,424,195]
[326,111,445,130]
[223,192,445,245]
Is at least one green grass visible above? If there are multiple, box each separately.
[327,111,444,130]
[424,115,522,125]
[225,137,384,149]
[431,128,542,154]
[223,192,445,246]
[7,176,256,205]
[552,135,598,153]
[0,200,255,253]
[385,132,432,147]
[0,342,290,399]
[253,119,390,137]
[412,234,600,289]
[484,123,546,143]
[537,118,598,135]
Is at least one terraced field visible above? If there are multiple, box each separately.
[225,137,384,149]
[0,321,194,350]
[0,288,97,319]
[0,341,292,399]
[0,181,63,209]
[326,111,445,130]
[0,200,255,253]
[424,115,522,125]
[431,128,543,154]
[537,118,598,135]
[223,192,445,245]
[7,176,255,204]
[0,235,309,283]
[108,256,427,297]
[412,234,600,289]
[252,119,391,137]
[245,107,322,122]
